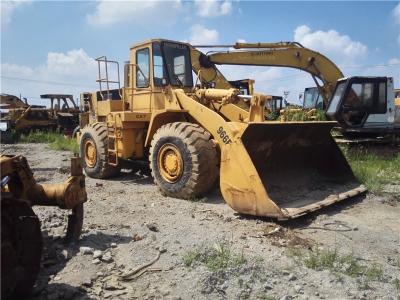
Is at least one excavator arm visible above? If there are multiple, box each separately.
[190,42,344,104]
[190,47,232,89]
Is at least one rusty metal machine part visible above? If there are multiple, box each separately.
[0,155,87,299]
[1,200,42,299]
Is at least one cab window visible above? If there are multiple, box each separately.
[162,42,193,87]
[343,81,386,113]
[136,48,149,88]
[153,43,166,86]
[377,82,387,113]
[326,82,346,114]
[343,83,373,108]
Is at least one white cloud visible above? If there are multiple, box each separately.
[39,49,97,78]
[220,1,232,15]
[87,0,183,27]
[86,0,233,27]
[294,25,368,61]
[1,49,99,105]
[195,0,232,17]
[1,0,31,26]
[1,63,34,77]
[393,3,400,24]
[189,24,219,45]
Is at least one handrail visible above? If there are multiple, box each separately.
[95,56,122,100]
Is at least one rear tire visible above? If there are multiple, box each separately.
[80,122,120,178]
[149,122,218,199]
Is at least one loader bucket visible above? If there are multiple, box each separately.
[219,122,366,219]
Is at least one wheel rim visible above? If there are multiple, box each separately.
[157,143,183,183]
[84,139,97,168]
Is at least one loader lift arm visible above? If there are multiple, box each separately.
[190,42,344,105]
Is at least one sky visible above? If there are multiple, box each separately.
[1,0,399,106]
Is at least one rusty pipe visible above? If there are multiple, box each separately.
[30,157,87,209]
[31,177,86,209]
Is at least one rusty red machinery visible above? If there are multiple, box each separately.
[1,155,87,299]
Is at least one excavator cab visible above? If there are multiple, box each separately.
[326,77,391,128]
[228,79,254,95]
[303,87,324,110]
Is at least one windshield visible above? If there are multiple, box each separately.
[326,82,346,114]
[303,87,321,109]
[315,93,323,109]
[303,88,315,109]
[153,43,167,86]
[343,82,374,108]
[161,42,193,87]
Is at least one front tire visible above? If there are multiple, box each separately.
[80,122,120,179]
[149,122,218,199]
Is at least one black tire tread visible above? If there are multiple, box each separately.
[80,122,119,178]
[1,201,42,298]
[149,122,218,199]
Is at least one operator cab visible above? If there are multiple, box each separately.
[326,77,391,128]
[303,87,324,110]
[127,40,194,90]
[91,39,194,114]
[228,79,254,95]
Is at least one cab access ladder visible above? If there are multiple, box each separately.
[106,122,119,166]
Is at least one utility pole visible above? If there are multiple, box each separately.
[283,91,290,106]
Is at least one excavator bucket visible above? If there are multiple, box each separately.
[219,121,366,219]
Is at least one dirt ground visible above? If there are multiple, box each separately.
[2,143,400,300]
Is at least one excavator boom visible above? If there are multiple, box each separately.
[191,42,344,104]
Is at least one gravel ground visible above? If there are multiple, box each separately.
[2,143,399,300]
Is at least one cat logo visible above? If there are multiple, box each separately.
[136,114,146,119]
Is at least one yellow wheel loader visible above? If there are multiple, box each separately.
[77,39,365,220]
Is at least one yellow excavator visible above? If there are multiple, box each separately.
[190,42,400,140]
[78,39,366,220]
[190,42,343,105]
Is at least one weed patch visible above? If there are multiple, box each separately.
[393,278,400,294]
[183,241,246,271]
[342,148,400,193]
[183,242,271,298]
[281,108,326,121]
[287,247,383,288]
[18,131,79,153]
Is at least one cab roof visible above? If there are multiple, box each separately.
[129,38,191,50]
